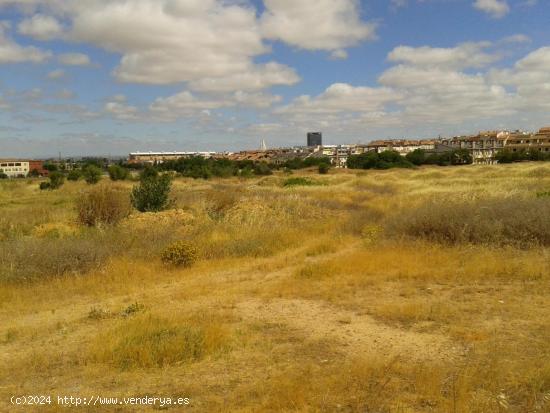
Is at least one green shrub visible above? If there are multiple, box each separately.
[76,186,132,227]
[253,162,273,176]
[318,163,330,174]
[405,149,426,166]
[82,165,103,184]
[28,169,40,178]
[108,165,130,181]
[67,170,82,181]
[49,172,65,189]
[283,177,319,187]
[39,181,51,190]
[161,241,199,267]
[131,174,172,212]
[0,172,7,179]
[43,162,58,172]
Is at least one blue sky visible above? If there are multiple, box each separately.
[0,0,549,157]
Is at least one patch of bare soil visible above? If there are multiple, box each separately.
[238,298,462,363]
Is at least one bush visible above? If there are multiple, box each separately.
[43,162,58,172]
[131,174,172,212]
[318,163,330,174]
[348,151,413,170]
[253,162,273,176]
[160,241,198,267]
[405,149,426,166]
[0,236,113,282]
[39,182,50,190]
[82,165,103,184]
[67,170,82,181]
[386,196,550,247]
[0,172,7,179]
[49,172,65,189]
[76,186,132,227]
[108,165,130,181]
[283,177,319,187]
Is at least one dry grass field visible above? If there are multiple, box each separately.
[1,163,549,412]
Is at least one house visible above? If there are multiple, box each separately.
[439,131,510,165]
[366,139,436,155]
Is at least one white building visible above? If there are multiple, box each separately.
[0,160,30,178]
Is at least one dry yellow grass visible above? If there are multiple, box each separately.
[0,163,549,412]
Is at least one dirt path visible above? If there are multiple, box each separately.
[238,298,461,363]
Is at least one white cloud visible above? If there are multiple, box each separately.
[47,68,65,79]
[104,101,140,121]
[58,52,91,66]
[330,49,348,60]
[277,83,399,116]
[388,42,499,69]
[17,14,62,40]
[0,0,300,93]
[187,62,299,93]
[473,0,510,18]
[261,0,376,51]
[65,0,296,91]
[0,24,51,63]
[490,47,550,109]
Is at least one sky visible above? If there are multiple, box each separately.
[0,0,549,157]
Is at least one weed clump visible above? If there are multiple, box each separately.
[76,185,132,227]
[121,302,146,317]
[88,307,112,320]
[387,196,550,247]
[89,314,229,369]
[361,224,383,246]
[283,177,319,187]
[161,241,198,267]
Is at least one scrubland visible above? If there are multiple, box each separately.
[0,163,549,412]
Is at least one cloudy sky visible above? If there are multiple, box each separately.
[0,0,549,157]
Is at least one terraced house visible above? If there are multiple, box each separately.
[506,128,550,154]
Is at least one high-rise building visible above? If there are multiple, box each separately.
[307,132,322,147]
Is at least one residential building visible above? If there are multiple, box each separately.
[0,159,46,178]
[128,151,217,164]
[366,139,436,155]
[505,127,550,154]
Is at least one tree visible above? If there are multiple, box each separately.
[82,165,102,184]
[318,163,330,174]
[405,149,426,166]
[67,170,82,181]
[108,164,130,181]
[49,172,65,189]
[253,162,273,176]
[28,169,40,178]
[43,162,58,172]
[131,173,172,212]
[451,149,472,165]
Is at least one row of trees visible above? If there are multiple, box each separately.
[347,149,473,170]
[495,148,550,163]
[40,164,128,190]
[152,155,333,178]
